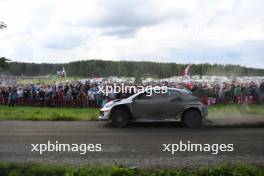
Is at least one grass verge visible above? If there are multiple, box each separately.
[0,105,99,121]
[0,104,263,121]
[208,104,264,118]
[0,162,263,176]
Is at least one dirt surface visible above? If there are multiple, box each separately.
[0,120,263,168]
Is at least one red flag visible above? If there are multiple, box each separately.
[183,64,191,77]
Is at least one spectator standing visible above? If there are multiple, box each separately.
[8,88,17,107]
[260,81,264,103]
[234,84,242,104]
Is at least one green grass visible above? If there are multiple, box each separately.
[0,104,263,121]
[208,104,264,118]
[0,163,263,176]
[0,105,99,121]
[17,75,83,85]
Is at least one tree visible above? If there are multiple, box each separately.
[0,57,10,69]
[2,60,264,77]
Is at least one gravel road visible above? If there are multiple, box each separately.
[0,120,263,168]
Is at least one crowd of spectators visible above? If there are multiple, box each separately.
[0,81,101,107]
[190,81,264,105]
[0,79,264,108]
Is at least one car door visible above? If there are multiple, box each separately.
[162,91,185,119]
[132,92,168,120]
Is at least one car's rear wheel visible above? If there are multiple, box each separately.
[110,110,129,127]
[182,110,202,128]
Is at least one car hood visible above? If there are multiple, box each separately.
[103,97,132,108]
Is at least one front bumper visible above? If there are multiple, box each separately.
[98,107,111,120]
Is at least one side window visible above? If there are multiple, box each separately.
[136,93,151,100]
[166,90,180,97]
[136,92,166,100]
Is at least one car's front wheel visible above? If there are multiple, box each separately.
[182,109,202,128]
[110,110,129,127]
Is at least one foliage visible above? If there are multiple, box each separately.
[0,57,10,69]
[0,162,263,176]
[3,60,264,77]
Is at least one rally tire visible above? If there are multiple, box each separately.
[110,110,129,127]
[182,109,202,128]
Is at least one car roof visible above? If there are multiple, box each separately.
[129,87,191,99]
[167,88,192,93]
